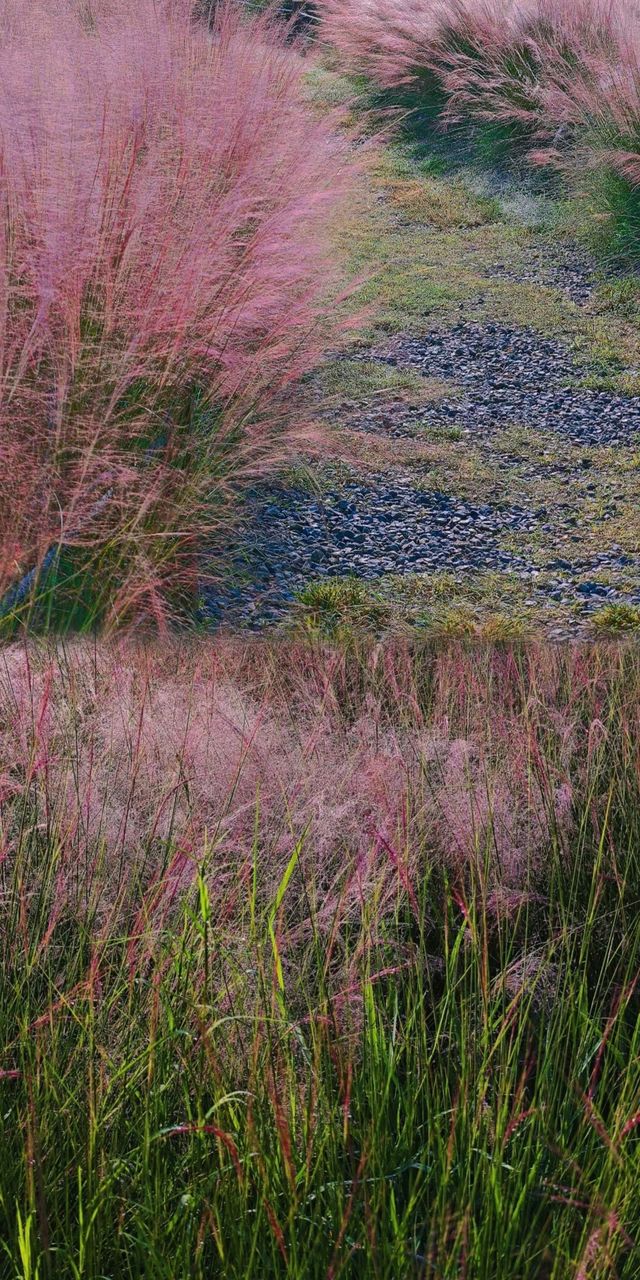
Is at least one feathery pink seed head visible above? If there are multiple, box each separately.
[0,0,352,620]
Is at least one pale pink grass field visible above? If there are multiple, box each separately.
[2,637,636,945]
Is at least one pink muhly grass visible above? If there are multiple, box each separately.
[0,637,593,938]
[318,0,640,202]
[574,1211,624,1280]
[0,0,352,625]
[532,20,640,186]
[318,0,637,94]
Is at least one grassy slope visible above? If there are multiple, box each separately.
[277,65,640,641]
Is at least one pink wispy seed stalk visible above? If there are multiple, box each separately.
[318,0,640,192]
[575,1212,622,1280]
[0,638,589,947]
[0,0,351,622]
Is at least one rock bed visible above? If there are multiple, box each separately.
[203,477,536,628]
[373,323,640,448]
[204,318,640,629]
[482,244,598,305]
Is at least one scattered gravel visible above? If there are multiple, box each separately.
[374,323,640,447]
[483,244,598,305]
[203,316,640,629]
[203,477,535,627]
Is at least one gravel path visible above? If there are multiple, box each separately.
[204,477,536,627]
[483,243,598,305]
[204,271,640,632]
[372,323,640,447]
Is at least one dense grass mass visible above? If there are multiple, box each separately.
[0,0,350,631]
[317,0,640,264]
[1,640,640,1277]
[1,4,640,1277]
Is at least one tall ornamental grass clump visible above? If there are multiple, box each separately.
[1,638,640,1276]
[318,0,640,262]
[534,16,640,263]
[0,0,350,631]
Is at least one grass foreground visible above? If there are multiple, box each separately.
[1,638,640,1277]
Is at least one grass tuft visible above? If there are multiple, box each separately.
[592,602,640,632]
[0,0,353,632]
